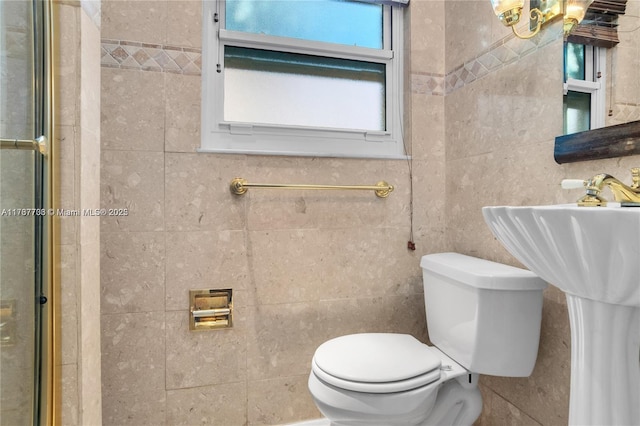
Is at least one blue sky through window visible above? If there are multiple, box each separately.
[226,0,383,49]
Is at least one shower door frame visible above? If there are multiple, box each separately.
[40,0,58,424]
[0,0,58,424]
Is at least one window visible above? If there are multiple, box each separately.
[201,0,407,158]
[563,42,606,134]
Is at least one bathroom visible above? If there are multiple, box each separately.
[1,0,639,424]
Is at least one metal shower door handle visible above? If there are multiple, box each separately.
[0,136,48,156]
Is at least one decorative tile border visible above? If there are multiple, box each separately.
[101,39,202,75]
[411,27,560,96]
[444,27,561,95]
[610,103,640,124]
[412,72,446,96]
[100,27,559,93]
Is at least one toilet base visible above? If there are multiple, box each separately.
[308,372,439,426]
[309,372,482,426]
[421,375,482,426]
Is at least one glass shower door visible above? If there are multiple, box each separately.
[0,0,46,424]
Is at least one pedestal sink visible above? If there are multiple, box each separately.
[482,204,640,426]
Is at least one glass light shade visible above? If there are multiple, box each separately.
[490,0,525,15]
[490,0,525,26]
[565,0,592,22]
[564,0,594,33]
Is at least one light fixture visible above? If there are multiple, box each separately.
[489,0,594,39]
[563,0,594,34]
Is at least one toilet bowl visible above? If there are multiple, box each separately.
[308,333,479,426]
[308,253,547,426]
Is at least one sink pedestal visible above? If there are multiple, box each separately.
[566,294,640,425]
[482,205,640,425]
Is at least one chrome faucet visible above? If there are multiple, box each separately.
[577,168,640,206]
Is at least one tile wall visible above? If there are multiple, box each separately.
[608,0,640,125]
[56,1,102,424]
[95,1,640,425]
[442,2,640,425]
[98,1,443,424]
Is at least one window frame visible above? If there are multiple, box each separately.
[200,0,406,159]
[563,43,606,133]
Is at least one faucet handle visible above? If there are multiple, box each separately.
[631,168,640,189]
[561,179,586,189]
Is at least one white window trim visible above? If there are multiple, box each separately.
[564,45,606,130]
[200,0,407,159]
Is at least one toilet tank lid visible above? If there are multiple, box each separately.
[420,253,547,291]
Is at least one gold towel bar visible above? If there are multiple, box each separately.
[230,178,394,198]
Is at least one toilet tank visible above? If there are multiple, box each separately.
[420,253,547,377]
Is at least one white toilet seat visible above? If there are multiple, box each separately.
[311,333,442,394]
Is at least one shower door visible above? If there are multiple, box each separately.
[0,0,49,424]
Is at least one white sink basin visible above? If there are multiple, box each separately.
[482,204,640,426]
[482,204,640,307]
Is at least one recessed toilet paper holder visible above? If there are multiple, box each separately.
[189,289,233,331]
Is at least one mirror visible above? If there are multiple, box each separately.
[554,2,639,164]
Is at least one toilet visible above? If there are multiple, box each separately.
[308,252,547,426]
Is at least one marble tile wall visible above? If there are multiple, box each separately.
[56,1,102,424]
[608,0,640,125]
[443,3,640,425]
[98,1,640,425]
[99,1,443,424]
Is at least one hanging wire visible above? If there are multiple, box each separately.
[608,46,615,116]
[399,100,415,251]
